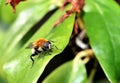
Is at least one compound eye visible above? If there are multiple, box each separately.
[43,41,51,49]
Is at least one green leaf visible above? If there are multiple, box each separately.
[0,29,4,56]
[2,9,75,83]
[84,0,120,82]
[2,1,51,53]
[43,58,87,83]
[0,29,4,46]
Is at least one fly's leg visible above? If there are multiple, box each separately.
[30,54,36,67]
[30,49,41,67]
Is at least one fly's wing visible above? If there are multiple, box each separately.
[25,42,34,49]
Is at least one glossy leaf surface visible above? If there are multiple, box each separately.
[43,58,87,83]
[84,0,120,82]
[3,8,75,83]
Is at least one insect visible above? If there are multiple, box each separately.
[26,38,54,66]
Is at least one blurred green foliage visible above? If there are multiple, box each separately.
[0,0,120,83]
